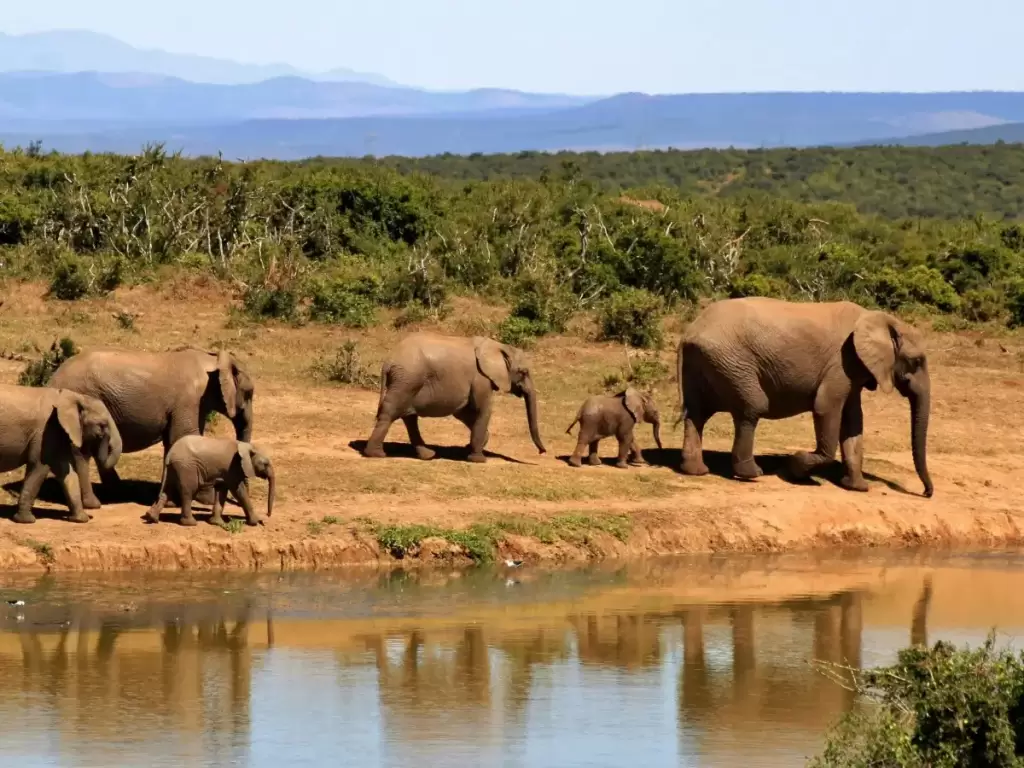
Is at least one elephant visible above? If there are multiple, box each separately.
[676,297,933,497]
[362,332,546,462]
[0,385,123,523]
[565,387,663,468]
[48,346,254,508]
[144,436,274,527]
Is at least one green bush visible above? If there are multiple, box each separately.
[312,340,379,388]
[242,284,299,321]
[812,635,1024,768]
[48,255,90,300]
[729,273,787,299]
[497,315,544,348]
[308,276,380,328]
[19,337,78,386]
[961,287,1006,323]
[598,288,665,349]
[869,265,960,314]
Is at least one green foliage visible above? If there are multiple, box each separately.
[18,337,78,386]
[812,635,1024,768]
[3,144,1024,329]
[599,288,665,348]
[308,275,380,327]
[220,519,246,535]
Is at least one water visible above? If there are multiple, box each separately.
[0,552,1022,767]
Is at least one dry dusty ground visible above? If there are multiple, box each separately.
[1,276,1023,571]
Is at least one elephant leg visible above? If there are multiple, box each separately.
[401,415,435,461]
[731,415,763,480]
[568,428,589,468]
[839,390,868,492]
[790,410,841,480]
[466,406,491,463]
[179,489,198,527]
[14,463,49,524]
[628,435,645,466]
[54,460,89,524]
[209,485,228,527]
[233,482,262,526]
[587,440,602,466]
[165,420,216,506]
[614,435,631,469]
[73,448,101,510]
[680,410,710,476]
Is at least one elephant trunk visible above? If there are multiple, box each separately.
[98,422,123,471]
[907,370,933,498]
[522,384,546,454]
[652,418,663,451]
[265,465,275,519]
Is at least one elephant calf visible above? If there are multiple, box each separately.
[565,388,663,468]
[145,436,274,527]
[0,385,122,524]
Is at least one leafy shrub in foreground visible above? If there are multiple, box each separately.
[811,635,1024,768]
[19,337,78,386]
[308,275,380,328]
[599,288,665,349]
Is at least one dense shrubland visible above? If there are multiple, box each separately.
[812,636,1024,767]
[1,144,1023,349]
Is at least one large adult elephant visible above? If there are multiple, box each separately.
[49,347,254,508]
[362,333,546,462]
[676,297,933,497]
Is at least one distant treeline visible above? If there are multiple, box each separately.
[1,144,1023,345]
[338,144,1024,222]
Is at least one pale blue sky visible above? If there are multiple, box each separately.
[3,0,1022,94]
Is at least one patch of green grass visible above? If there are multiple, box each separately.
[220,519,246,535]
[22,538,54,565]
[362,513,633,564]
[306,515,344,537]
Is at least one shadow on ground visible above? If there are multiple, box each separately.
[348,440,528,464]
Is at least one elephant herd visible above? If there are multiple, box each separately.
[0,296,934,527]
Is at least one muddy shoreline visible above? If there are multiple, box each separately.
[1,492,1021,572]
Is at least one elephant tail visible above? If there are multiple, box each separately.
[374,363,390,419]
[675,344,685,427]
[565,415,579,435]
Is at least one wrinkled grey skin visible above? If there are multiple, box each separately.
[363,332,546,462]
[49,347,254,508]
[677,297,933,497]
[145,436,274,527]
[566,387,663,469]
[0,385,123,523]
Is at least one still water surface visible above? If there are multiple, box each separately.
[0,552,1022,767]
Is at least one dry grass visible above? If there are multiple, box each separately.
[1,278,1023,566]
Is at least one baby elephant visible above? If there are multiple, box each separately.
[145,436,274,527]
[566,387,663,468]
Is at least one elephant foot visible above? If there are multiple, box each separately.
[209,514,226,527]
[587,456,602,467]
[179,515,198,527]
[841,475,869,493]
[628,457,646,466]
[82,493,102,511]
[615,461,630,470]
[680,458,710,476]
[67,511,90,524]
[467,452,487,464]
[143,508,161,524]
[247,517,264,527]
[414,446,436,461]
[12,511,36,525]
[362,445,387,459]
[568,456,583,468]
[732,458,764,481]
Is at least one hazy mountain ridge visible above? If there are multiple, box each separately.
[3,90,1024,160]
[0,29,398,86]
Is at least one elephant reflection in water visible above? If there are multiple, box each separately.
[677,578,934,758]
[365,624,570,755]
[567,613,663,670]
[2,605,257,758]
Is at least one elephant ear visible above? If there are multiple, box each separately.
[474,338,512,392]
[622,388,643,424]
[217,351,239,419]
[54,392,84,449]
[853,312,898,394]
[237,442,256,479]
